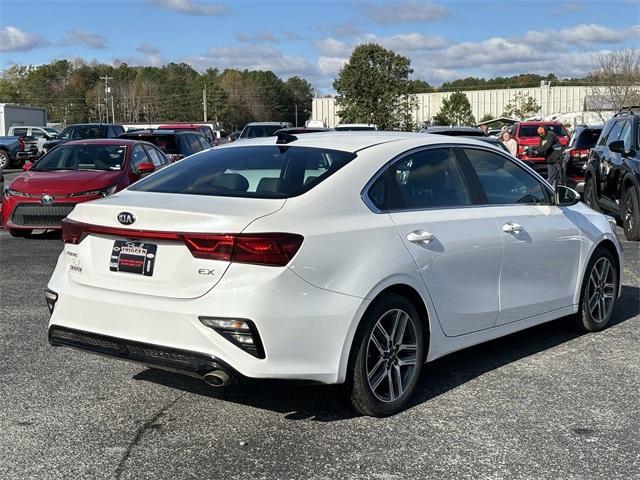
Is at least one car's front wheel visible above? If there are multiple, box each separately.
[575,247,618,332]
[622,186,640,241]
[348,294,425,416]
[583,176,600,212]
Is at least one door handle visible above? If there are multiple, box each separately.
[407,230,434,244]
[502,222,523,233]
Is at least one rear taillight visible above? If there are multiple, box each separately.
[61,219,303,267]
[569,149,589,159]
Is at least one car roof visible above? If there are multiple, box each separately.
[65,123,123,127]
[217,131,496,154]
[63,139,141,146]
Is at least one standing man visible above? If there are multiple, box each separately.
[532,126,563,187]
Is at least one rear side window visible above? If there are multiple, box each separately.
[12,127,28,136]
[368,148,471,211]
[129,146,356,198]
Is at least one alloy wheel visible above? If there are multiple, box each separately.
[587,257,616,324]
[624,193,634,233]
[366,309,418,403]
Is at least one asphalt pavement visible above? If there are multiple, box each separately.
[0,226,638,480]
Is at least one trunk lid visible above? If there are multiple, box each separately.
[64,190,285,299]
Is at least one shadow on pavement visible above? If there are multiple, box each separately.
[135,285,639,421]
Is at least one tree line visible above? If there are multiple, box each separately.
[0,60,314,130]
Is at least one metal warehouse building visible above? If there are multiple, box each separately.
[312,85,604,127]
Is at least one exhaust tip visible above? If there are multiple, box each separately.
[203,369,231,387]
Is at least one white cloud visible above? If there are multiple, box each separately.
[314,38,351,57]
[187,45,316,78]
[136,43,160,55]
[364,1,449,25]
[357,32,447,51]
[234,31,279,43]
[317,56,348,77]
[58,30,107,49]
[0,26,49,52]
[146,0,229,16]
[525,24,639,46]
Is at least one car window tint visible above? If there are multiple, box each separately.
[386,148,471,210]
[130,144,149,170]
[130,146,356,199]
[188,134,202,153]
[144,145,165,166]
[59,127,73,139]
[13,128,28,136]
[107,126,115,138]
[31,130,45,139]
[575,129,601,148]
[607,121,626,146]
[619,121,632,150]
[464,148,549,205]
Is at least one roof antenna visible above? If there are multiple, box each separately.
[276,131,298,145]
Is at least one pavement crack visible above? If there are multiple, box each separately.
[114,393,184,479]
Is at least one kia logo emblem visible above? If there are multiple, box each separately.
[117,212,136,225]
[41,194,54,205]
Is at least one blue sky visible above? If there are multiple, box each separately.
[1,0,639,93]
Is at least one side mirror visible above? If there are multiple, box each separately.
[136,162,155,175]
[556,185,580,206]
[608,140,627,155]
[22,161,33,171]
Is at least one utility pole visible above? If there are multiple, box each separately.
[294,102,298,127]
[203,84,208,122]
[100,75,113,123]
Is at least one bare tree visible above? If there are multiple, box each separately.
[588,49,640,112]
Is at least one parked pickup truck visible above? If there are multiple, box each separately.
[0,136,29,169]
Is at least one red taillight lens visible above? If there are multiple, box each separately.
[183,235,235,261]
[569,149,589,159]
[61,218,85,244]
[61,220,303,267]
[233,234,304,266]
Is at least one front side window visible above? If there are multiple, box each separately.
[144,145,166,166]
[605,120,625,146]
[59,127,74,139]
[130,145,149,170]
[129,146,356,198]
[464,148,549,205]
[369,148,471,211]
[32,144,126,171]
[619,120,633,150]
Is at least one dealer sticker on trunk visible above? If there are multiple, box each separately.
[110,240,157,276]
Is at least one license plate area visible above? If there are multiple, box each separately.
[110,240,157,276]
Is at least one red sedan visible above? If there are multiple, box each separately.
[2,139,169,237]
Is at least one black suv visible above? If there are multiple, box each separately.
[562,125,603,193]
[119,129,210,162]
[42,123,125,153]
[584,107,640,240]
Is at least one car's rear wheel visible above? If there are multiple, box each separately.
[9,229,31,238]
[0,150,10,169]
[622,186,640,241]
[348,294,424,416]
[575,248,618,332]
[583,177,600,212]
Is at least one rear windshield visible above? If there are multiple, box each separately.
[33,144,126,171]
[60,125,106,140]
[240,125,282,139]
[574,129,602,148]
[129,146,356,198]
[519,125,567,137]
[121,134,178,154]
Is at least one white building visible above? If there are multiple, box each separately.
[312,85,611,127]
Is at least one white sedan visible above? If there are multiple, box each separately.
[46,132,623,416]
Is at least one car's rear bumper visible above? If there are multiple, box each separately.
[47,257,366,384]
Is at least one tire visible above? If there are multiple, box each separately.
[0,150,10,169]
[622,186,640,241]
[575,247,618,332]
[348,293,425,417]
[9,229,31,238]
[583,176,600,212]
